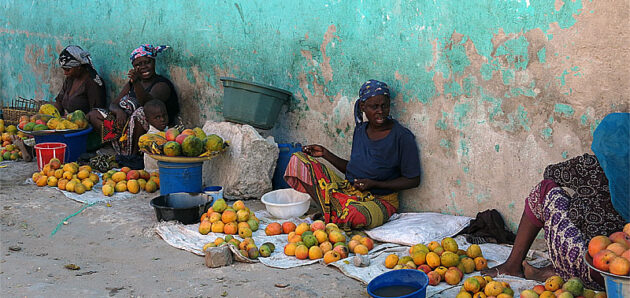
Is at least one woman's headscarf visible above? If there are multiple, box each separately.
[130,44,169,62]
[591,112,630,222]
[354,79,390,125]
[58,45,103,86]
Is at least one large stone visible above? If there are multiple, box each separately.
[204,245,233,268]
[202,121,278,200]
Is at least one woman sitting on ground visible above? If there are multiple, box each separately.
[484,113,629,290]
[88,44,179,156]
[284,80,421,230]
[55,45,106,116]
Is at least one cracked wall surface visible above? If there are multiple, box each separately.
[1,0,628,230]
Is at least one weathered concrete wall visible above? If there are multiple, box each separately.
[1,1,628,230]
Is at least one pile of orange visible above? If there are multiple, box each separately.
[101,167,159,196]
[198,199,260,238]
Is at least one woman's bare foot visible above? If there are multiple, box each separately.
[11,136,32,162]
[522,260,556,282]
[482,262,525,278]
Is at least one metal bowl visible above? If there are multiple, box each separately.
[150,192,212,224]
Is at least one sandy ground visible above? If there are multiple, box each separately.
[0,161,367,297]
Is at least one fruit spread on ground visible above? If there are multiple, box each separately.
[0,119,30,162]
[139,127,227,158]
[100,167,160,196]
[18,104,88,132]
[588,222,630,277]
[456,275,514,298]
[199,199,270,259]
[519,275,607,298]
[31,160,159,196]
[383,237,487,288]
[281,220,375,263]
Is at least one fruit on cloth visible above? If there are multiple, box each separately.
[445,267,463,285]
[212,199,228,213]
[39,104,61,118]
[310,220,325,232]
[282,222,296,234]
[181,135,203,157]
[474,257,488,270]
[427,271,441,286]
[441,251,460,267]
[441,237,459,253]
[384,254,399,269]
[295,223,310,235]
[426,252,441,268]
[265,222,282,236]
[324,250,341,264]
[562,277,584,296]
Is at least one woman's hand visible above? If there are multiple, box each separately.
[113,108,128,130]
[302,144,328,158]
[127,68,141,83]
[353,178,378,191]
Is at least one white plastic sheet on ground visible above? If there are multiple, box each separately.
[155,211,550,297]
[155,211,320,268]
[365,212,473,245]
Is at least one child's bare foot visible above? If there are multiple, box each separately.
[11,136,32,162]
[522,260,556,282]
[482,262,525,278]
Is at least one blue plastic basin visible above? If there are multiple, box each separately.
[367,269,428,298]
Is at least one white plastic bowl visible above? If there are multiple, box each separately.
[260,189,311,219]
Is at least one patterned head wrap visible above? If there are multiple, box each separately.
[354,79,391,124]
[130,44,169,62]
[591,112,630,222]
[58,45,103,86]
[59,45,93,69]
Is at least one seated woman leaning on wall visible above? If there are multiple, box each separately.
[88,44,179,159]
[483,113,629,291]
[284,80,422,230]
[55,45,106,116]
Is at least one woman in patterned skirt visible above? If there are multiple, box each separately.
[485,113,629,290]
[284,80,421,230]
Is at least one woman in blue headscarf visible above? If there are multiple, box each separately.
[284,80,422,230]
[485,113,629,290]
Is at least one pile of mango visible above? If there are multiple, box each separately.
[202,236,276,260]
[18,104,88,132]
[0,120,29,162]
[280,220,373,264]
[198,199,260,238]
[520,275,606,298]
[139,127,227,158]
[457,276,514,298]
[384,238,488,287]
[101,167,159,196]
[32,160,99,194]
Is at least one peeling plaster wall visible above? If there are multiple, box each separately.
[1,1,628,230]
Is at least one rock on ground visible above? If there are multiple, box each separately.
[202,121,279,200]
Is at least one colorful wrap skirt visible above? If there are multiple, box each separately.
[284,152,397,230]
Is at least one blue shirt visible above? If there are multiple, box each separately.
[345,119,421,195]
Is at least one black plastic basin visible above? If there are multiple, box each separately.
[150,192,211,224]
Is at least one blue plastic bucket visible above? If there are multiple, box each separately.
[33,126,93,162]
[157,161,203,195]
[272,143,302,190]
[604,274,630,298]
[367,269,428,298]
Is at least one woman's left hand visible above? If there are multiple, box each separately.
[353,179,377,191]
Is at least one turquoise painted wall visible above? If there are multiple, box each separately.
[2,0,628,229]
